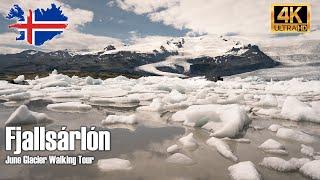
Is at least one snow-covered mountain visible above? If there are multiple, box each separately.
[232,39,320,80]
[0,35,278,79]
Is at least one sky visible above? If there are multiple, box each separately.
[0,0,319,53]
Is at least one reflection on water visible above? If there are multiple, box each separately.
[0,100,319,180]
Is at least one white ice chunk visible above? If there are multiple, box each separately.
[5,105,50,125]
[276,128,317,143]
[179,133,198,150]
[281,96,320,123]
[102,114,137,125]
[222,137,251,143]
[257,94,278,107]
[13,75,25,83]
[137,98,164,112]
[50,91,83,98]
[47,102,92,112]
[172,104,250,138]
[90,97,139,104]
[255,108,280,117]
[299,160,320,179]
[51,69,58,75]
[268,124,282,132]
[301,144,314,157]
[163,89,187,104]
[83,88,128,98]
[167,144,180,153]
[206,137,238,162]
[85,76,103,85]
[0,88,24,96]
[260,157,310,172]
[43,80,69,88]
[258,139,285,150]
[97,158,132,172]
[228,161,261,180]
[218,94,244,105]
[263,149,289,155]
[310,101,320,114]
[6,92,31,101]
[166,153,194,165]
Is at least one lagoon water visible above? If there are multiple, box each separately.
[0,99,319,180]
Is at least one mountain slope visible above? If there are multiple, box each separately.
[0,35,279,79]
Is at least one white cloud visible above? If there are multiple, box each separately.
[0,0,122,53]
[43,30,122,50]
[116,0,320,39]
[116,0,179,14]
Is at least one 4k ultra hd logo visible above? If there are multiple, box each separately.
[271,3,310,33]
[6,4,68,46]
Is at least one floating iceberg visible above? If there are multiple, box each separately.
[137,98,164,112]
[260,157,310,172]
[222,137,251,143]
[50,91,83,98]
[0,88,24,96]
[206,137,238,162]
[301,144,314,157]
[258,139,287,155]
[90,97,139,104]
[102,114,137,125]
[167,144,180,153]
[276,128,317,143]
[43,80,70,88]
[5,105,50,125]
[300,160,320,179]
[97,158,132,172]
[268,124,282,132]
[13,75,25,83]
[178,133,198,150]
[47,102,92,112]
[6,92,31,101]
[85,76,102,85]
[259,139,285,150]
[217,94,245,105]
[256,94,278,107]
[172,104,250,138]
[228,161,261,180]
[281,96,320,123]
[163,89,187,104]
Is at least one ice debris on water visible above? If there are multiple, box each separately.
[178,133,198,150]
[260,157,310,172]
[268,124,282,132]
[47,102,92,112]
[167,144,180,153]
[6,105,50,125]
[206,137,238,162]
[97,158,132,172]
[299,160,320,179]
[301,144,315,157]
[281,96,320,123]
[276,127,317,144]
[258,139,287,155]
[228,161,261,180]
[172,104,250,138]
[102,114,137,125]
[13,75,25,84]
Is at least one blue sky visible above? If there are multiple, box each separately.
[0,0,187,43]
[61,0,188,42]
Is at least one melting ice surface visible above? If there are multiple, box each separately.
[0,70,320,179]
